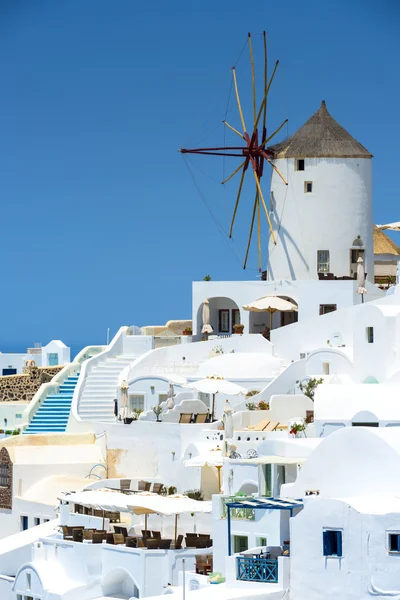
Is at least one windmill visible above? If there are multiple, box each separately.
[179,32,288,270]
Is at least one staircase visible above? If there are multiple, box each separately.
[77,356,137,422]
[24,375,80,434]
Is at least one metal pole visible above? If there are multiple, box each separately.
[182,558,186,600]
[227,505,232,556]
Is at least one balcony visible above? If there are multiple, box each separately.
[236,555,278,583]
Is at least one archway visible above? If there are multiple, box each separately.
[102,569,139,599]
[237,480,258,495]
[197,297,241,336]
[352,410,379,427]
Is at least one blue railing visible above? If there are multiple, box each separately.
[236,556,278,583]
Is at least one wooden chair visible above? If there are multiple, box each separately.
[62,526,73,540]
[185,536,197,548]
[179,413,192,424]
[142,529,152,538]
[120,478,131,492]
[114,526,128,539]
[146,538,160,549]
[194,413,208,424]
[72,528,83,543]
[152,483,164,494]
[174,534,183,550]
[159,539,172,549]
[94,509,103,518]
[83,530,93,542]
[113,533,125,545]
[92,532,106,544]
[198,533,211,539]
[126,536,138,548]
[138,480,151,492]
[152,530,161,538]
[195,554,213,575]
[264,421,279,432]
[195,538,209,548]
[138,538,145,548]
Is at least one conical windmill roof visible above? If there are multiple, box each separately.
[269,101,372,159]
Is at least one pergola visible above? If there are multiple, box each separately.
[225,497,303,555]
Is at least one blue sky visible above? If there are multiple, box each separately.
[0,0,399,355]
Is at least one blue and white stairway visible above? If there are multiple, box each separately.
[24,374,80,434]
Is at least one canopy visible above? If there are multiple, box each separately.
[201,299,213,334]
[377,222,400,232]
[356,256,367,300]
[184,377,247,396]
[243,296,298,313]
[184,447,223,468]
[61,489,212,516]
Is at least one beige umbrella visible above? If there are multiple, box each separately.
[201,299,213,334]
[243,296,298,330]
[356,257,367,303]
[377,222,400,231]
[120,380,129,419]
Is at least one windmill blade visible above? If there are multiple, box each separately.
[248,33,257,127]
[261,119,288,148]
[262,31,267,132]
[261,151,288,185]
[244,190,259,270]
[255,60,279,130]
[253,170,276,245]
[229,166,246,238]
[232,67,247,133]
[222,120,245,140]
[221,160,246,185]
[257,191,262,270]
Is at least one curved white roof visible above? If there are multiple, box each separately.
[20,475,90,506]
[282,427,400,499]
[196,352,281,379]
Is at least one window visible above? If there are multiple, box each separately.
[129,394,144,412]
[351,248,364,264]
[323,530,342,557]
[296,159,305,171]
[218,309,230,333]
[234,535,248,553]
[317,250,330,273]
[388,532,400,553]
[48,353,59,366]
[21,515,29,531]
[0,464,8,487]
[257,536,267,547]
[34,517,40,527]
[352,422,378,427]
[26,573,31,591]
[232,309,240,330]
[366,327,374,343]
[261,464,272,497]
[304,181,313,193]
[2,368,16,375]
[319,304,337,315]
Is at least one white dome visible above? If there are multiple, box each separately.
[196,352,282,379]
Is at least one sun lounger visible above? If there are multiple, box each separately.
[264,421,279,432]
[174,534,183,550]
[138,480,151,492]
[179,413,192,424]
[247,420,270,431]
[120,479,131,492]
[152,483,164,494]
[146,538,160,549]
[159,539,172,549]
[194,413,208,424]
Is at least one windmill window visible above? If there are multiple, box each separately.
[296,159,305,171]
[388,532,400,553]
[304,181,313,193]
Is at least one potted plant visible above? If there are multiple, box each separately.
[203,275,212,281]
[289,419,307,438]
[257,400,269,410]
[233,323,244,334]
[183,327,193,336]
[152,405,163,422]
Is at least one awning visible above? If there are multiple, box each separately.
[229,455,306,465]
[243,296,298,313]
[225,496,303,510]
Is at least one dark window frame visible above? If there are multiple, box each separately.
[0,464,8,487]
[218,309,230,333]
[323,529,343,557]
[366,327,374,343]
[319,304,337,315]
[304,181,313,193]
[388,532,400,553]
[296,159,305,171]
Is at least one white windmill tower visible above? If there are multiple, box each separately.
[267,101,373,282]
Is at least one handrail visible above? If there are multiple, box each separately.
[22,345,106,427]
[70,326,129,424]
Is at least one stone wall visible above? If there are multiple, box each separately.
[0,447,12,509]
[0,365,63,403]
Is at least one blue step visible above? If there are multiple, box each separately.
[24,373,80,435]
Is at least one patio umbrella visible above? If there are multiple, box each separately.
[120,380,129,419]
[184,376,247,421]
[201,299,213,334]
[166,383,175,410]
[223,400,234,440]
[242,296,298,330]
[356,257,367,303]
[184,447,224,492]
[377,222,400,231]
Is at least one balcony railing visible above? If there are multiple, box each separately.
[236,556,278,583]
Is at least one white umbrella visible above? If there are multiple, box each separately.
[201,299,213,334]
[223,400,234,440]
[120,380,129,419]
[356,256,367,303]
[166,383,175,410]
[377,222,400,231]
[184,376,247,421]
[243,296,298,330]
[184,447,224,492]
